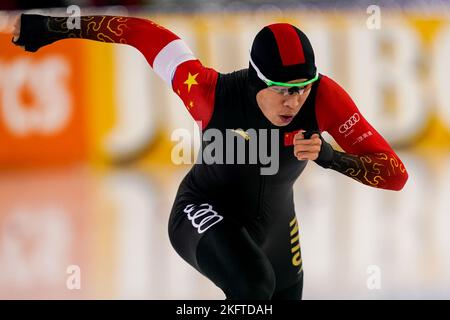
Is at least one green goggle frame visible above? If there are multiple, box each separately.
[264,73,319,87]
[249,55,319,87]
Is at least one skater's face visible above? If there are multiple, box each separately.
[256,79,312,126]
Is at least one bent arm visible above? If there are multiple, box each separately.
[13,15,179,64]
[314,75,408,191]
[13,14,218,128]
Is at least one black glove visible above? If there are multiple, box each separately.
[303,130,335,168]
[12,14,52,52]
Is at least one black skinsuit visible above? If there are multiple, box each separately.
[169,69,320,299]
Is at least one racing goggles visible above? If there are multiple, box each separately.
[249,55,319,96]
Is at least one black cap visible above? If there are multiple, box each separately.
[248,23,317,94]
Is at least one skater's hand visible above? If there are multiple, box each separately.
[12,14,24,48]
[293,131,322,161]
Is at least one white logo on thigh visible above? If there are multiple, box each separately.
[183,203,223,234]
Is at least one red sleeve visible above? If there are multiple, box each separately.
[171,60,218,129]
[315,75,408,191]
[82,16,218,128]
[40,15,218,128]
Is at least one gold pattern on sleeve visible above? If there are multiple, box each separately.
[330,152,406,188]
[46,16,130,44]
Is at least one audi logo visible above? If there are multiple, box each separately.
[184,203,223,234]
[339,113,360,134]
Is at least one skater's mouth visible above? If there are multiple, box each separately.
[279,114,294,123]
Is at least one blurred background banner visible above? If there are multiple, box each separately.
[0,1,450,299]
[1,7,450,167]
[0,32,89,167]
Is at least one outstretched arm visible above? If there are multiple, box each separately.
[12,14,218,128]
[313,75,408,191]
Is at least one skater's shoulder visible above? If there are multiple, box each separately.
[218,68,249,85]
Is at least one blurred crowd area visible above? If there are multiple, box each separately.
[1,0,450,11]
[0,2,450,299]
[0,1,142,11]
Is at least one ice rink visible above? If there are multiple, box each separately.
[0,151,449,299]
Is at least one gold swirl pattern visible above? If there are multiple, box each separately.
[329,151,407,189]
[46,16,130,44]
